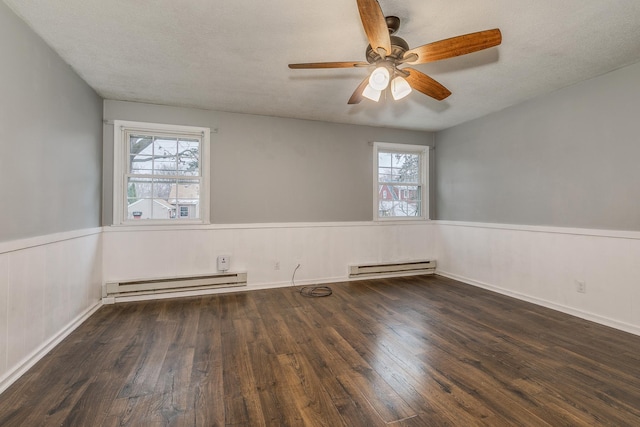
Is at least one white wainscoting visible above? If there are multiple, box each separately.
[103,221,436,295]
[434,221,640,336]
[6,219,639,395]
[0,228,103,394]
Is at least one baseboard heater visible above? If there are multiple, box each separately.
[103,272,247,299]
[349,260,436,278]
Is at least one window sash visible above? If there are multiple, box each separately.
[113,120,210,225]
[373,143,428,221]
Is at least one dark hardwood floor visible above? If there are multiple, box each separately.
[2,275,640,426]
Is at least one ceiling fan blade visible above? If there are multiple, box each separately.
[356,0,392,56]
[288,61,369,69]
[403,29,502,65]
[348,76,371,104]
[404,68,451,101]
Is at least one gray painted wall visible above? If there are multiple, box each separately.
[0,2,103,242]
[103,100,434,224]
[435,61,640,231]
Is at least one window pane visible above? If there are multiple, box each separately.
[129,136,202,177]
[126,197,176,220]
[126,166,200,221]
[378,166,393,182]
[170,180,200,200]
[378,199,421,217]
[130,154,153,174]
[127,176,152,199]
[177,139,200,176]
[127,198,152,220]
[129,135,153,156]
[378,152,392,167]
[153,178,176,199]
[172,180,200,219]
[129,135,154,174]
[378,151,420,184]
[393,153,419,183]
[153,138,178,175]
[177,204,199,219]
[378,184,421,200]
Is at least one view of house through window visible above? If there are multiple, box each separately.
[127,134,201,220]
[374,142,428,219]
[113,121,210,224]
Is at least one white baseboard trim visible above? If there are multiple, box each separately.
[251,275,349,291]
[0,301,103,395]
[436,270,640,337]
[253,271,435,291]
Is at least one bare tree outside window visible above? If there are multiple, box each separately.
[126,134,201,220]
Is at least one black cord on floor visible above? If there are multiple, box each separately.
[299,285,333,297]
[291,263,332,298]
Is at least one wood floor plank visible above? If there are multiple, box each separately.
[220,316,272,426]
[188,295,225,427]
[305,284,508,425]
[146,300,199,425]
[2,275,640,425]
[239,319,301,426]
[281,322,388,427]
[117,320,178,400]
[304,321,417,423]
[276,352,345,427]
[300,342,387,426]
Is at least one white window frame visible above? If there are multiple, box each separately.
[373,142,429,221]
[112,120,210,225]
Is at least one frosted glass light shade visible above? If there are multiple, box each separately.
[369,66,390,91]
[362,84,382,102]
[391,76,412,100]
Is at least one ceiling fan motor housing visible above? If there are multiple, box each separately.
[366,35,410,64]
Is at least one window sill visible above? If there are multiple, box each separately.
[374,217,430,223]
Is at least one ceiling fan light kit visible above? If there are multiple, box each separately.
[288,0,502,105]
[369,66,390,90]
[391,76,412,100]
[362,84,382,102]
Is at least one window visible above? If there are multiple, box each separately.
[113,121,210,225]
[374,142,428,220]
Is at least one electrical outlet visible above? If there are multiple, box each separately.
[576,280,586,294]
[274,261,280,270]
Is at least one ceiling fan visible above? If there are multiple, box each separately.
[288,0,502,104]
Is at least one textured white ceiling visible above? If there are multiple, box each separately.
[5,0,640,131]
